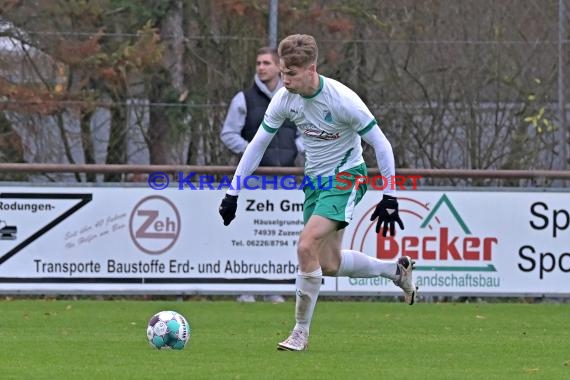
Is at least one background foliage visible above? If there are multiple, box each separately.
[0,0,568,184]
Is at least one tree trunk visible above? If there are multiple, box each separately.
[104,104,126,182]
[147,0,186,165]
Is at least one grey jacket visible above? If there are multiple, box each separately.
[220,74,304,154]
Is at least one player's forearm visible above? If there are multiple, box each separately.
[227,128,274,196]
[362,126,396,196]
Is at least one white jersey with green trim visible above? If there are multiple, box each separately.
[262,75,377,177]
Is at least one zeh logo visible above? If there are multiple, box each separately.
[129,195,181,255]
[349,194,499,272]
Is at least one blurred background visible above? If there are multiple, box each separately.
[0,0,568,186]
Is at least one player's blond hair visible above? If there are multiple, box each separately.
[278,34,318,68]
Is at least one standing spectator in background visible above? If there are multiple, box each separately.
[220,46,304,303]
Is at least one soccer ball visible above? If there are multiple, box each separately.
[146,310,191,350]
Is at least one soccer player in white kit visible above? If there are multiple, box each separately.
[219,34,417,351]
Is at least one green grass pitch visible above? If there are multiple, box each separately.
[0,300,568,379]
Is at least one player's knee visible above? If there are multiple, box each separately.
[320,262,339,276]
[297,239,314,260]
[297,236,323,265]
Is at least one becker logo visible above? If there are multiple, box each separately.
[129,195,181,254]
[350,194,499,272]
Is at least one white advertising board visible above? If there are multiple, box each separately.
[0,187,568,296]
[342,190,569,296]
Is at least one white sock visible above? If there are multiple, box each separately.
[336,249,398,281]
[294,267,322,335]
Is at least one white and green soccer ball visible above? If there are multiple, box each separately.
[146,310,191,350]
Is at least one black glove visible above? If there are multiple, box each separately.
[219,194,238,226]
[370,194,404,237]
